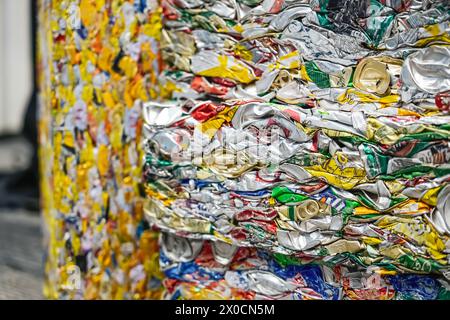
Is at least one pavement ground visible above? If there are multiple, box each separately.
[0,209,43,299]
[0,136,43,299]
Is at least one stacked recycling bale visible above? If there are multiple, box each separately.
[143,0,450,300]
[38,0,163,299]
[160,234,342,300]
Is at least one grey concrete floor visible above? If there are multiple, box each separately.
[0,210,44,299]
[0,136,43,299]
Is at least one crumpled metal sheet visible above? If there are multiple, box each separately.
[143,0,450,300]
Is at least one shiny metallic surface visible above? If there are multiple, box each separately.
[144,0,450,300]
[161,233,204,263]
[402,46,450,95]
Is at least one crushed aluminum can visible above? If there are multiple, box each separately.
[142,0,450,300]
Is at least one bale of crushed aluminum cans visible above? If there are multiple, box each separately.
[143,0,450,299]
[160,233,450,300]
[38,0,163,299]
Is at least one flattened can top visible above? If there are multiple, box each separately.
[353,57,391,96]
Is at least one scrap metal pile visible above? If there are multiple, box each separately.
[38,0,163,299]
[143,0,450,299]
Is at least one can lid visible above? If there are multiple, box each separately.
[353,58,390,96]
[296,200,320,221]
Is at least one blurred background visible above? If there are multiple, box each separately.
[0,0,43,299]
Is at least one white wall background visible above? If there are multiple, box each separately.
[0,0,32,134]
